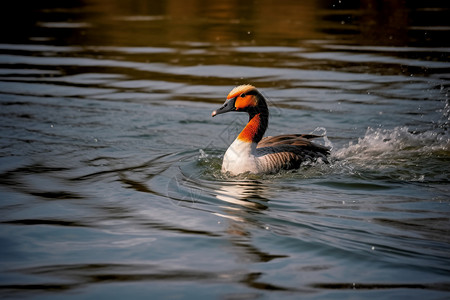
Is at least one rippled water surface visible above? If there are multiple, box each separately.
[1,0,450,299]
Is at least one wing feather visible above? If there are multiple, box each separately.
[255,134,330,172]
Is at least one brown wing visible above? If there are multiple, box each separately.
[255,134,330,171]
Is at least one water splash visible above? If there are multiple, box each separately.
[335,126,449,160]
[311,126,333,150]
[333,126,450,182]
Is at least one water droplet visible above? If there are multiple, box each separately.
[199,149,208,159]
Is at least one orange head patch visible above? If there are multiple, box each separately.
[227,84,258,110]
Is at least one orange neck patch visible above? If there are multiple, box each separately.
[238,113,263,143]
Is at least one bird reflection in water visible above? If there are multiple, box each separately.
[213,180,268,230]
[213,181,288,265]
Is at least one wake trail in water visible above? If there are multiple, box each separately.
[332,126,450,182]
[335,126,449,159]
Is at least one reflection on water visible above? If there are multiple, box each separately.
[0,0,450,299]
[213,181,268,222]
[3,0,450,48]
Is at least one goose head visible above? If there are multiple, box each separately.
[212,85,266,117]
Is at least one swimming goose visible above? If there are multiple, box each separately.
[212,85,329,175]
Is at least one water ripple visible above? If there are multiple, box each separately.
[0,1,449,298]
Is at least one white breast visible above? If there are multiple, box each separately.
[222,139,260,175]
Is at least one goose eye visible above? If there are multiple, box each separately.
[240,93,246,98]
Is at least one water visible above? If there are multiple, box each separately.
[0,0,449,299]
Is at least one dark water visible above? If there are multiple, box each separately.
[0,0,450,299]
